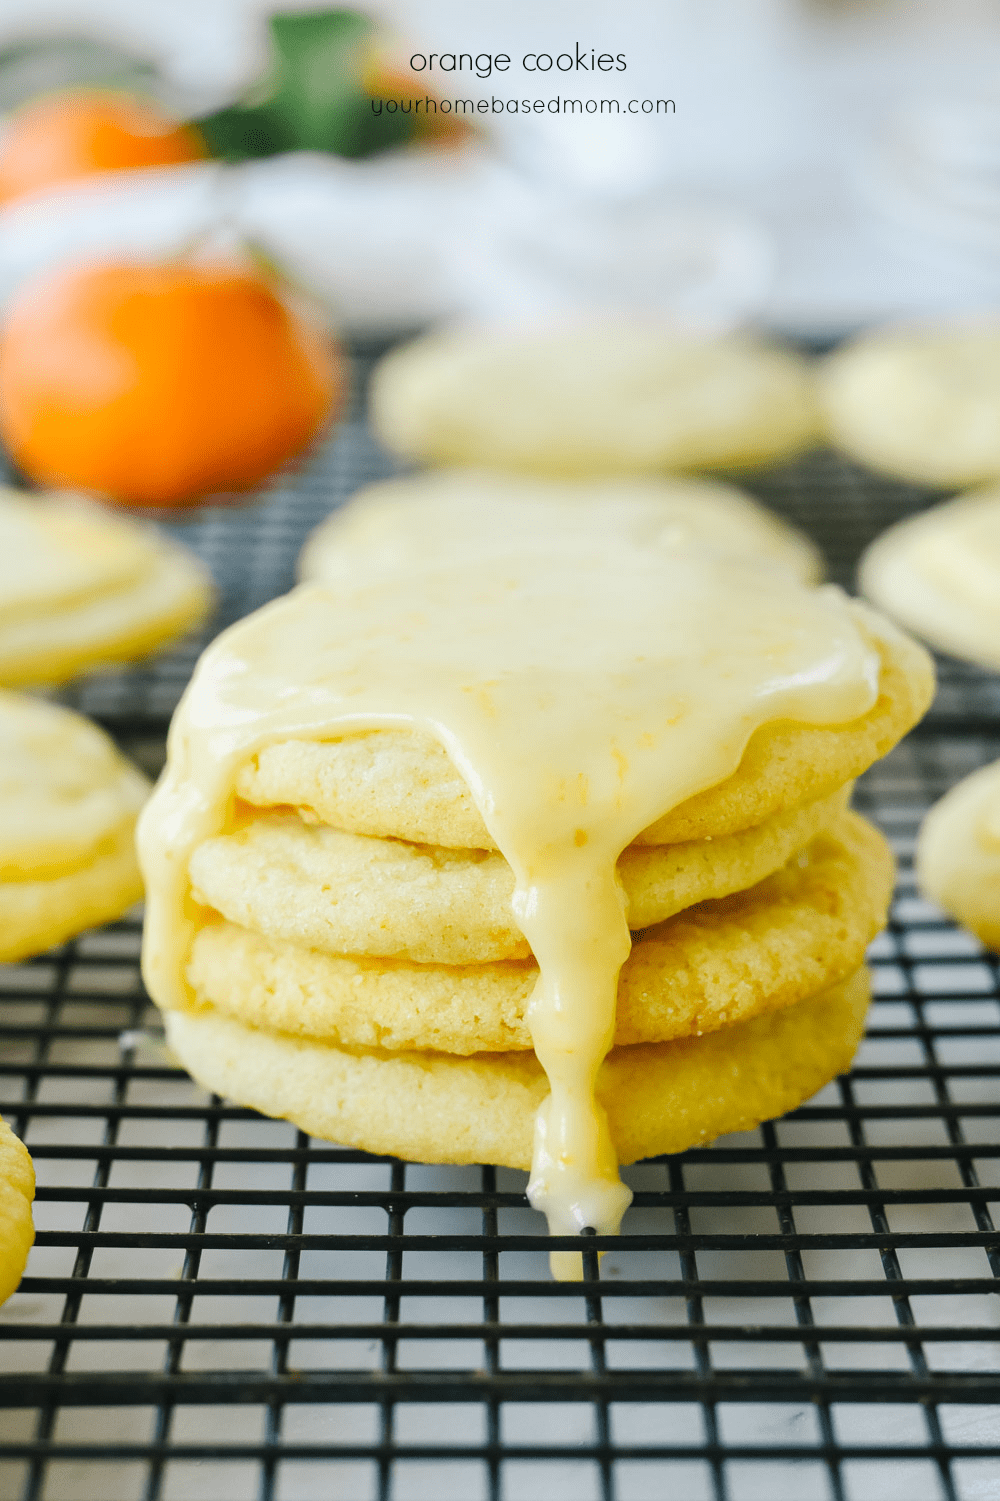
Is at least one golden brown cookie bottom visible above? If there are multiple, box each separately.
[165,967,870,1171]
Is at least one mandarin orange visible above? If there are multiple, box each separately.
[0,89,206,206]
[0,259,342,508]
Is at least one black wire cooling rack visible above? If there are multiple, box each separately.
[1,352,999,1501]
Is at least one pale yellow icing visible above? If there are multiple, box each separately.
[138,532,881,1279]
[299,473,822,588]
[858,486,1000,673]
[0,489,150,622]
[911,503,1000,619]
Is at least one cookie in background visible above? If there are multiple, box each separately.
[0,487,212,688]
[857,486,1000,672]
[0,692,148,961]
[298,469,823,587]
[918,759,1000,953]
[370,323,821,477]
[819,323,1000,488]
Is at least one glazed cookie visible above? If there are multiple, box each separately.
[0,1118,34,1304]
[819,325,1000,487]
[299,470,823,587]
[858,487,1000,671]
[0,692,148,960]
[917,759,1000,951]
[0,487,213,687]
[370,324,822,476]
[167,967,871,1170]
[235,614,933,851]
[139,518,931,1271]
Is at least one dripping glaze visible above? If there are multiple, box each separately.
[138,536,882,1279]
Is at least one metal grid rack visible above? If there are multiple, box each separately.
[1,354,999,1500]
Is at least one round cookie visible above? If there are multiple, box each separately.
[0,691,148,878]
[819,325,1000,487]
[185,811,892,1054]
[299,470,823,587]
[917,759,1000,951]
[858,488,1000,671]
[166,966,871,1171]
[0,1119,34,1305]
[0,488,151,615]
[0,488,213,687]
[370,324,822,477]
[190,786,849,965]
[0,693,149,961]
[3,825,146,963]
[235,612,934,852]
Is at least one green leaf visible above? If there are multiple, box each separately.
[194,8,414,162]
[195,103,291,162]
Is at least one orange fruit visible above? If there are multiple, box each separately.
[0,89,206,206]
[0,258,342,508]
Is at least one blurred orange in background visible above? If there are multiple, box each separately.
[0,257,342,509]
[0,89,206,206]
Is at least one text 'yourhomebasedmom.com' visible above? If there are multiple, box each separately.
[370,95,676,116]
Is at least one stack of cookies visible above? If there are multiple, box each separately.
[0,485,208,959]
[140,490,934,1239]
[176,731,900,1168]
